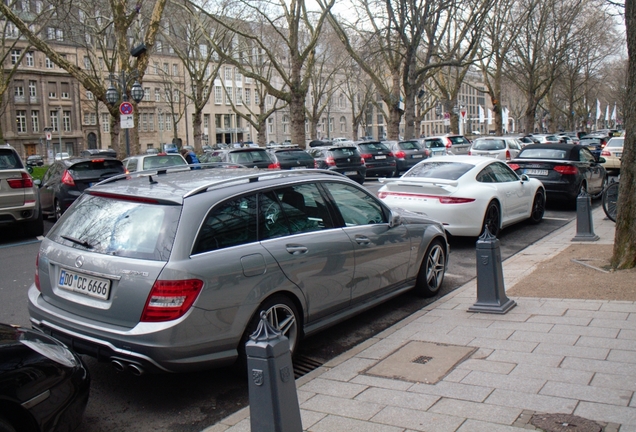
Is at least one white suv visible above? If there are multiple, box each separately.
[0,144,43,237]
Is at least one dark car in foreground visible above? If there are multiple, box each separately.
[267,147,315,170]
[208,148,276,169]
[0,323,90,432]
[0,144,43,237]
[308,145,366,183]
[28,168,448,374]
[508,143,607,206]
[355,141,397,177]
[26,155,45,167]
[39,157,126,220]
[80,148,118,159]
[579,135,610,159]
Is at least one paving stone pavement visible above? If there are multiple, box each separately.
[203,207,634,432]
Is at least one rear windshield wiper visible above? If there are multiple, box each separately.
[61,235,94,249]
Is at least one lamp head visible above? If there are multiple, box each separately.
[131,81,144,103]
[106,84,119,105]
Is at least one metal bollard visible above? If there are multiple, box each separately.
[572,189,599,241]
[246,311,302,432]
[468,226,516,314]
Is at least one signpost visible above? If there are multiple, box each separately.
[459,109,467,135]
[120,102,134,129]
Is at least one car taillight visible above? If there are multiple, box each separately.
[387,152,394,157]
[377,191,475,204]
[325,157,336,166]
[468,150,472,155]
[508,163,520,171]
[34,253,40,291]
[268,162,280,169]
[439,197,476,204]
[505,150,511,160]
[601,150,611,156]
[444,138,452,148]
[61,170,75,186]
[7,172,34,188]
[91,159,105,163]
[141,279,204,322]
[554,165,578,175]
[395,151,406,159]
[360,153,373,159]
[314,160,319,168]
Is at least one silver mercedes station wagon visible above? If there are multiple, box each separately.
[28,168,448,373]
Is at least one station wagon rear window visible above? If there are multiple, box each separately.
[48,194,180,260]
[472,139,506,150]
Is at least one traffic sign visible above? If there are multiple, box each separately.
[460,109,467,119]
[45,131,52,141]
[119,102,134,115]
[120,114,134,129]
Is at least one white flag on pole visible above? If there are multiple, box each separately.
[605,104,609,121]
[596,99,601,120]
[611,103,617,121]
[488,108,492,125]
[502,108,509,132]
[479,105,485,123]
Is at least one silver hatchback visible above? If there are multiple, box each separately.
[28,168,448,373]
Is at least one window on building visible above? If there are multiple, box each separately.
[156,41,163,53]
[339,94,345,108]
[31,111,39,132]
[236,89,242,105]
[172,64,178,76]
[267,95,273,107]
[101,113,110,132]
[163,63,169,74]
[214,86,222,104]
[148,113,154,132]
[29,81,37,98]
[84,56,90,69]
[202,86,209,100]
[267,117,274,134]
[26,51,34,66]
[158,113,164,131]
[98,57,104,70]
[16,110,27,133]
[86,90,93,100]
[244,88,251,106]
[45,57,54,69]
[282,115,289,133]
[61,82,70,99]
[50,111,59,132]
[56,29,64,41]
[35,0,42,12]
[10,50,21,64]
[225,87,233,104]
[340,116,346,132]
[63,111,71,132]
[144,87,150,101]
[48,82,57,98]
[141,113,148,132]
[46,28,55,39]
[165,116,172,131]
[224,67,232,80]
[153,62,159,74]
[235,69,242,83]
[173,90,179,103]
[14,82,24,98]
[254,92,260,105]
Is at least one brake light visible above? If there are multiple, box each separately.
[34,253,40,291]
[554,165,578,175]
[89,191,159,204]
[395,151,406,159]
[360,153,373,160]
[268,162,281,169]
[601,150,611,156]
[387,152,395,157]
[444,138,452,148]
[508,163,520,171]
[141,279,204,322]
[61,170,75,186]
[468,150,472,155]
[91,158,105,163]
[314,160,319,168]
[505,150,511,160]
[325,157,336,166]
[7,172,34,188]
[377,191,475,204]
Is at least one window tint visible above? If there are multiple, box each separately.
[425,139,445,148]
[518,149,567,159]
[448,136,469,144]
[142,155,186,169]
[275,183,333,234]
[49,194,180,260]
[606,138,623,148]
[579,148,595,163]
[490,162,519,182]
[126,158,138,172]
[273,150,313,161]
[476,166,497,183]
[472,139,505,151]
[70,160,124,173]
[399,141,421,150]
[329,148,358,157]
[404,161,473,180]
[358,143,389,152]
[0,149,22,169]
[323,182,386,226]
[193,194,258,254]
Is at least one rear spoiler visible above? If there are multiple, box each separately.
[378,177,459,188]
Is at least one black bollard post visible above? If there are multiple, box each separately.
[468,226,516,314]
[572,189,599,241]
[246,311,302,432]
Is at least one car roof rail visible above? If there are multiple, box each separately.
[183,168,346,197]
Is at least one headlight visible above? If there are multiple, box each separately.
[18,329,78,368]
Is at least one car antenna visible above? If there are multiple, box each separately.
[148,175,158,185]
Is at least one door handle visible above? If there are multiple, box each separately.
[286,245,308,255]
[355,236,370,245]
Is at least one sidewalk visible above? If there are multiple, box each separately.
[205,207,636,432]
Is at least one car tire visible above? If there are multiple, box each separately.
[24,208,44,237]
[414,239,446,298]
[236,294,301,373]
[54,199,63,221]
[482,201,501,237]
[529,189,545,224]
[0,417,17,432]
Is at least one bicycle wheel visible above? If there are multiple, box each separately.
[602,181,619,222]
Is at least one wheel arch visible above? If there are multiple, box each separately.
[0,400,38,432]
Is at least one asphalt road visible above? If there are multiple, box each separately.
[0,181,591,432]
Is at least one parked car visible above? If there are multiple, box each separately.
[267,147,315,170]
[384,140,428,175]
[424,135,471,155]
[420,138,448,157]
[377,155,545,237]
[39,157,127,220]
[162,143,179,153]
[307,145,366,184]
[27,168,449,373]
[145,148,159,154]
[122,153,188,173]
[55,152,70,160]
[209,148,276,169]
[468,136,523,161]
[527,134,560,145]
[600,137,624,175]
[354,141,397,177]
[0,144,43,236]
[508,143,607,206]
[579,135,610,159]
[519,135,540,146]
[80,148,118,159]
[0,323,90,432]
[26,155,45,167]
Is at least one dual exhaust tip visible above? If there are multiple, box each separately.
[111,359,144,376]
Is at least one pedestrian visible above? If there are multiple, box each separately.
[180,148,200,165]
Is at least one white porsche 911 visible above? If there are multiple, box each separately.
[377,155,546,237]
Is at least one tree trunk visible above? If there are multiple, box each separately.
[291,90,307,148]
[192,110,202,152]
[611,0,636,270]
[257,121,267,146]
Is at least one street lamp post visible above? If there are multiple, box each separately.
[158,107,163,149]
[57,107,63,154]
[105,70,144,156]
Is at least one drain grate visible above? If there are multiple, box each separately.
[412,355,433,365]
[293,355,323,379]
[530,413,602,432]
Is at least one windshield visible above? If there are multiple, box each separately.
[472,139,505,151]
[403,161,474,180]
[518,149,568,159]
[398,141,421,150]
[142,155,187,170]
[49,194,181,260]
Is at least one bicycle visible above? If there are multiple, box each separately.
[602,178,620,222]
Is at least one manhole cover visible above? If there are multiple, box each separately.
[530,414,602,432]
[413,355,433,365]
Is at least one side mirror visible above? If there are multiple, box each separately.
[388,210,402,228]
[26,166,33,174]
[34,179,41,186]
[597,157,606,164]
[520,174,529,182]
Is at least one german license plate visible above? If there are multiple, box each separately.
[344,171,358,175]
[375,155,386,159]
[526,169,548,176]
[412,155,423,158]
[616,152,622,157]
[58,269,111,300]
[290,167,304,170]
